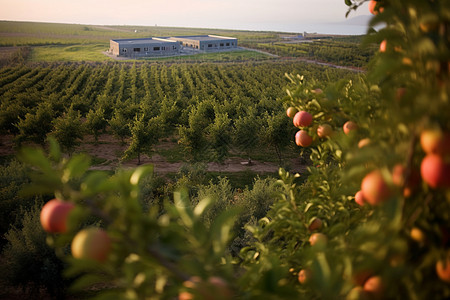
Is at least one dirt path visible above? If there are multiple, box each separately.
[0,134,307,175]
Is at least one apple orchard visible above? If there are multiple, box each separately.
[19,0,450,299]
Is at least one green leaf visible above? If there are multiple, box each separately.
[211,207,241,254]
[62,153,91,183]
[18,146,53,173]
[193,197,214,217]
[130,164,154,185]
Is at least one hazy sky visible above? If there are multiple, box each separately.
[0,0,369,33]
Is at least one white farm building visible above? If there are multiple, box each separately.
[109,35,238,58]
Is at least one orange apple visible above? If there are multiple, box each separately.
[361,170,392,205]
[343,121,358,135]
[317,124,333,138]
[298,269,312,284]
[295,130,313,147]
[420,129,450,155]
[286,106,298,118]
[40,199,75,233]
[293,111,313,127]
[71,227,111,262]
[309,233,327,248]
[379,40,387,52]
[410,227,426,244]
[420,154,450,188]
[436,258,450,283]
[308,218,323,232]
[354,190,365,206]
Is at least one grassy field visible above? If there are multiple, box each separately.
[0,21,292,63]
[29,44,113,62]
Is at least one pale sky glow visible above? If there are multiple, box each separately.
[0,0,369,34]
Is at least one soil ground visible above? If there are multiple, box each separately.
[0,134,307,175]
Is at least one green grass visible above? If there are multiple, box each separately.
[29,44,113,62]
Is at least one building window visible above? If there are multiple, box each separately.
[162,46,166,50]
[173,46,177,50]
[220,43,224,47]
[208,44,212,48]
[154,47,160,51]
[226,43,230,46]
[134,48,140,52]
[122,48,127,53]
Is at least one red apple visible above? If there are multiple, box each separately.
[355,190,365,206]
[369,0,383,15]
[286,106,298,118]
[40,199,75,233]
[363,276,384,299]
[309,233,327,248]
[317,124,333,138]
[420,129,450,155]
[420,154,450,188]
[361,170,392,205]
[71,227,111,262]
[343,121,358,135]
[436,258,450,283]
[298,269,312,284]
[308,218,323,232]
[293,111,313,127]
[295,130,313,147]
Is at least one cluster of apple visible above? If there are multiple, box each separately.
[287,106,340,148]
[355,128,450,207]
[40,199,111,263]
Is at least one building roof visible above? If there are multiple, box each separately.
[111,38,177,45]
[170,35,237,42]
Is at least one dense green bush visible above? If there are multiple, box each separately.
[1,202,67,298]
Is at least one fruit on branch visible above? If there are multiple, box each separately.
[71,227,111,262]
[317,124,333,138]
[309,233,328,248]
[286,107,298,118]
[308,218,323,232]
[363,276,384,299]
[40,199,75,233]
[420,154,450,189]
[410,227,426,245]
[354,190,365,206]
[298,269,312,284]
[379,40,387,53]
[293,111,313,127]
[369,0,383,15]
[343,121,358,135]
[420,129,450,155]
[436,258,450,283]
[295,130,313,147]
[361,170,392,205]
